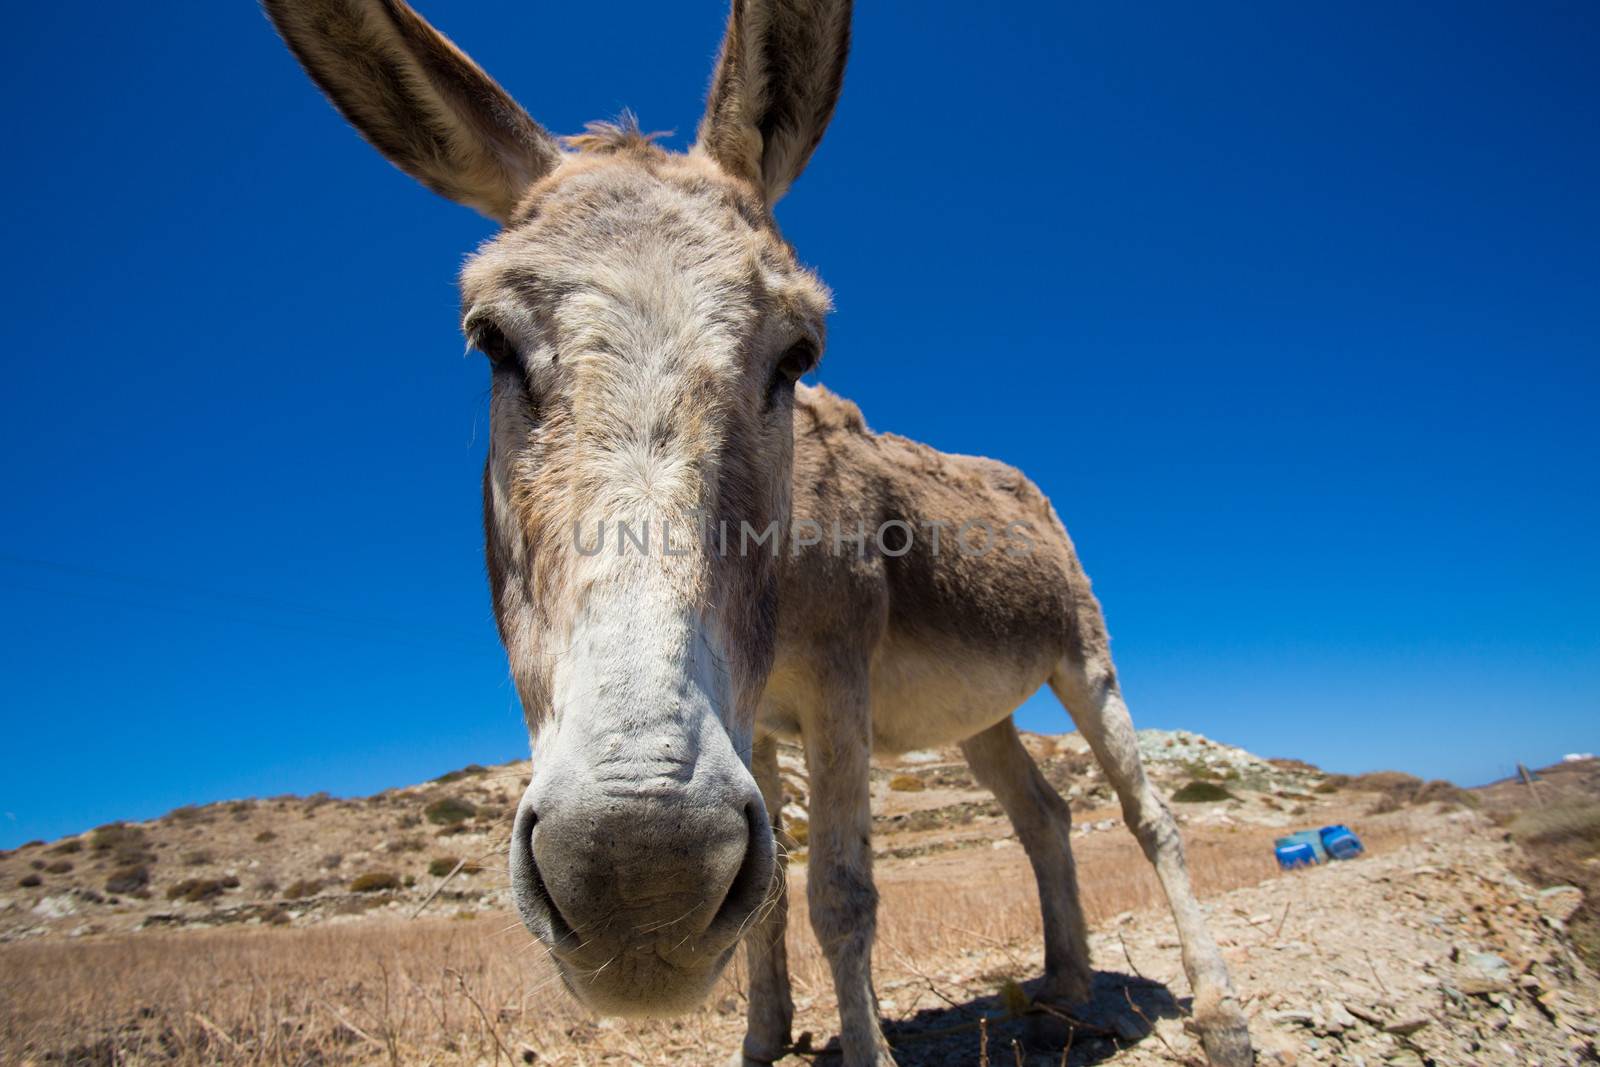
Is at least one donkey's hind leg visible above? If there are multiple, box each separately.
[1050,657,1253,1067]
[735,734,795,1065]
[959,716,1092,1003]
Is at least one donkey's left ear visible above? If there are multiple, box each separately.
[695,0,852,204]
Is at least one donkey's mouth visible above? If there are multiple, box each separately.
[552,941,740,1018]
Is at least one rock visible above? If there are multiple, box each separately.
[1271,1010,1316,1027]
[1322,1001,1359,1033]
[1458,952,1513,995]
[1154,1016,1195,1053]
[1466,952,1513,978]
[1535,885,1583,923]
[1384,1016,1431,1036]
[1344,1002,1386,1026]
[31,895,77,920]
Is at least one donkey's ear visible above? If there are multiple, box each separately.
[263,0,562,222]
[695,0,852,203]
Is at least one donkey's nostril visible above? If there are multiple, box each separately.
[525,828,580,944]
[510,805,578,949]
[704,798,775,940]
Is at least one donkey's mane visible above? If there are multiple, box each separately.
[563,113,670,156]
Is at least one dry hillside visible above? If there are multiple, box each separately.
[2,735,1596,1066]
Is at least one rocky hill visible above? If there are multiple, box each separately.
[0,729,1336,943]
[3,736,1596,1067]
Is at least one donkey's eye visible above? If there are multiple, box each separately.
[766,338,818,409]
[472,322,517,367]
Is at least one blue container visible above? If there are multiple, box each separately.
[1274,840,1319,870]
[1279,829,1329,863]
[1320,824,1364,860]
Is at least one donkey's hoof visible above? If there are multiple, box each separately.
[729,1034,789,1067]
[841,1040,898,1067]
[1195,1001,1254,1067]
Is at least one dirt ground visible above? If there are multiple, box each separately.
[3,739,1596,1066]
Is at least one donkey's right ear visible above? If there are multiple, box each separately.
[263,0,562,223]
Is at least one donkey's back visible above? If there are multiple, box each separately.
[763,385,1110,754]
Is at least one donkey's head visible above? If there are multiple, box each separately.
[264,0,848,1015]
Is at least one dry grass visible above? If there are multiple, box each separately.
[1508,801,1600,968]
[0,813,1417,1066]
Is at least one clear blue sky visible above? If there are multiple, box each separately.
[3,2,1596,848]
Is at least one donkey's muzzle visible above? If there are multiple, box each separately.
[510,761,775,1016]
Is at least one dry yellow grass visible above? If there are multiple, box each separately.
[0,813,1416,1065]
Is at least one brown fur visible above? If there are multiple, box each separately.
[261,0,562,220]
[698,0,853,202]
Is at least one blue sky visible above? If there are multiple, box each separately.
[2,2,1596,848]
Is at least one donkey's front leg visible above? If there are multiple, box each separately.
[804,669,896,1066]
[735,734,795,1066]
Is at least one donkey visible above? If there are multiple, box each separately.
[262,2,1253,1065]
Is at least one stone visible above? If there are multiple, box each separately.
[1536,886,1583,924]
[1384,1016,1431,1037]
[1323,1001,1359,1033]
[1464,952,1512,982]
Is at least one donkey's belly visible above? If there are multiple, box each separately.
[865,632,1056,755]
[753,634,1057,754]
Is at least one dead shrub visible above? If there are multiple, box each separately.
[1267,757,1321,774]
[90,823,146,853]
[428,856,461,877]
[320,853,344,870]
[1172,780,1234,803]
[424,797,477,825]
[18,874,42,888]
[434,763,489,784]
[45,860,74,875]
[182,850,213,867]
[104,865,150,894]
[166,877,239,903]
[1348,771,1422,793]
[282,879,323,900]
[349,871,401,893]
[48,839,83,855]
[1512,802,1600,849]
[1509,801,1600,968]
[253,830,278,844]
[1366,775,1477,813]
[887,774,925,793]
